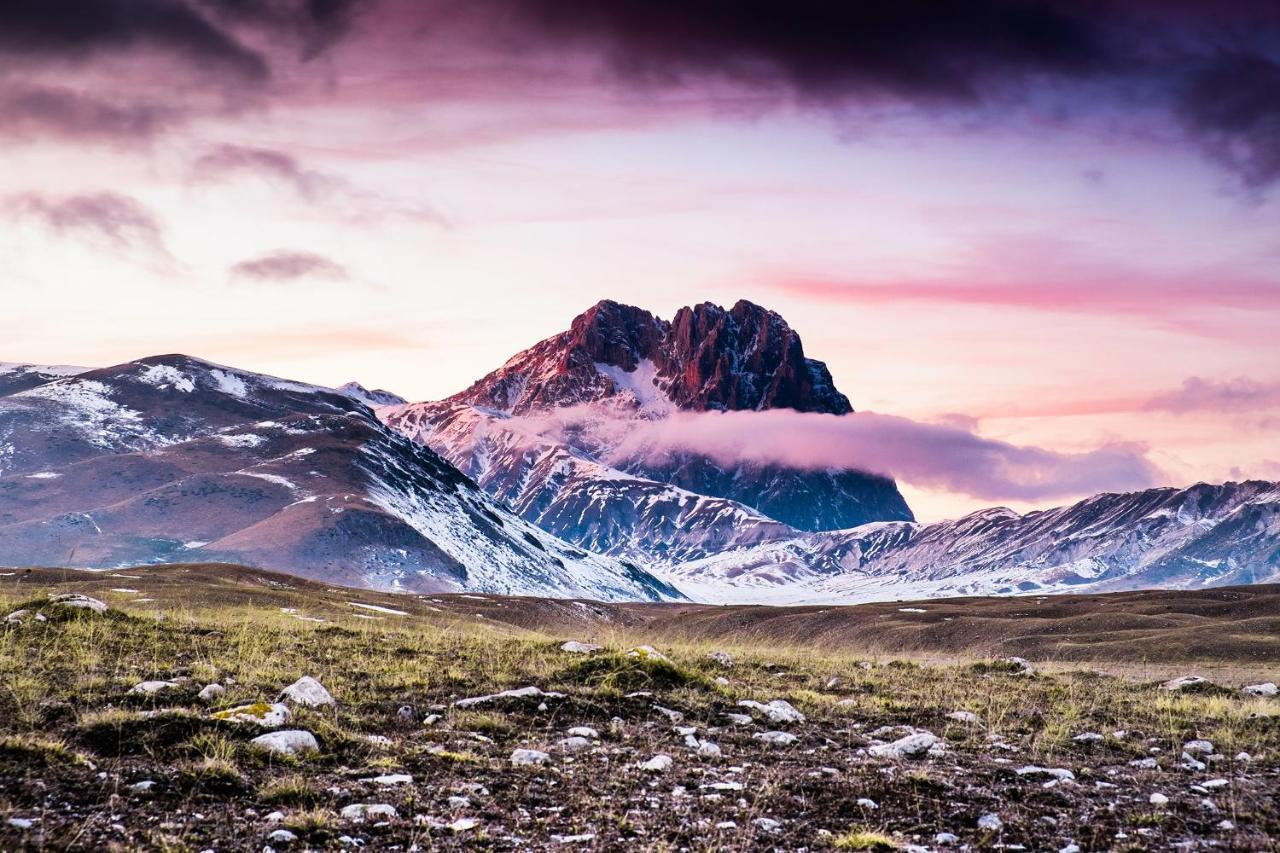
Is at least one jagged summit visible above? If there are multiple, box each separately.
[449,298,852,416]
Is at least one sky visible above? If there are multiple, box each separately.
[2,0,1279,522]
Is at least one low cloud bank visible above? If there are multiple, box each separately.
[515,407,1162,502]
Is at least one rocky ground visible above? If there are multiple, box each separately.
[1,569,1278,851]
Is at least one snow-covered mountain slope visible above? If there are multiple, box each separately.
[383,299,913,560]
[337,381,407,408]
[0,355,682,601]
[656,481,1280,604]
[0,362,90,397]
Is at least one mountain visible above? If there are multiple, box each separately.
[384,299,913,561]
[658,480,1280,604]
[0,354,681,601]
[337,381,407,408]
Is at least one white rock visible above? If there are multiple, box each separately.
[5,609,30,624]
[510,748,550,766]
[566,726,598,739]
[738,699,805,724]
[1183,739,1214,755]
[129,680,178,695]
[653,705,684,723]
[340,803,398,822]
[560,641,602,654]
[1161,675,1209,692]
[1015,765,1076,782]
[250,730,319,756]
[1149,792,1169,806]
[723,713,753,725]
[753,731,798,747]
[1181,752,1207,771]
[753,818,781,833]
[934,832,959,846]
[1202,778,1229,790]
[558,736,592,754]
[455,686,565,708]
[706,650,734,667]
[7,818,33,830]
[1072,732,1103,744]
[856,798,878,809]
[1128,757,1159,769]
[266,829,297,843]
[1235,751,1252,762]
[449,818,478,832]
[1243,681,1277,697]
[1217,819,1235,830]
[697,741,723,759]
[50,593,108,614]
[714,676,731,687]
[264,811,285,823]
[214,702,292,728]
[977,813,1003,831]
[1000,657,1035,676]
[366,773,412,786]
[365,734,393,747]
[129,780,156,793]
[869,732,941,759]
[197,683,225,703]
[642,754,673,772]
[625,645,670,662]
[945,710,979,724]
[279,676,334,707]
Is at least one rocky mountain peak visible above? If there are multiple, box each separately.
[447,299,853,416]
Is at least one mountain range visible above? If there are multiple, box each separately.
[1,300,1276,603]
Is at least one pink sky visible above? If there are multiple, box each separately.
[1,1,1278,521]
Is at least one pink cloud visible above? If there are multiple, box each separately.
[514,407,1162,502]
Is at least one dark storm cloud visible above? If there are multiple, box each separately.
[1178,53,1280,191]
[230,249,349,281]
[0,85,179,143]
[0,0,267,79]
[3,191,168,255]
[464,0,1111,103]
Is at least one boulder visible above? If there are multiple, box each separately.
[738,699,805,724]
[198,684,226,703]
[510,748,551,766]
[249,729,318,756]
[869,731,942,760]
[1243,682,1277,697]
[1161,675,1210,692]
[49,594,108,614]
[560,641,603,654]
[279,676,334,707]
[642,754,673,772]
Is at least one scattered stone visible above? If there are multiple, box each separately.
[1016,765,1076,782]
[394,705,416,725]
[128,680,178,695]
[249,729,319,756]
[977,813,1004,831]
[365,734,393,748]
[423,714,442,726]
[1128,758,1159,770]
[558,736,592,754]
[753,731,798,747]
[551,833,596,844]
[5,609,30,624]
[935,832,960,846]
[1235,751,1252,762]
[510,748,551,766]
[653,705,684,723]
[856,798,879,809]
[1202,778,1229,790]
[340,804,398,822]
[128,780,156,793]
[1072,732,1103,744]
[753,818,781,833]
[642,754,673,772]
[1181,753,1207,771]
[566,726,598,739]
[1001,657,1035,676]
[560,641,602,654]
[366,773,412,786]
[1242,681,1277,697]
[706,650,734,667]
[869,731,942,760]
[738,699,805,724]
[49,593,109,614]
[455,686,565,708]
[279,676,334,707]
[264,811,285,823]
[1161,675,1209,692]
[723,713,753,725]
[213,702,292,728]
[267,828,298,844]
[1149,792,1169,806]
[197,683,225,703]
[449,818,478,833]
[626,645,670,662]
[714,676,731,687]
[946,710,979,724]
[697,741,723,759]
[1217,820,1235,831]
[1183,739,1214,756]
